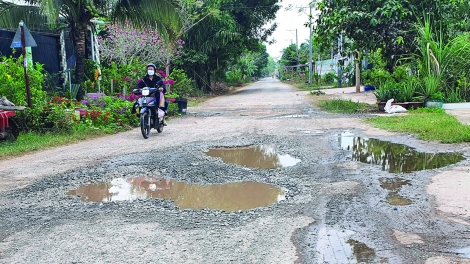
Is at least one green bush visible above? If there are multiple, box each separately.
[0,55,47,107]
[391,66,408,83]
[322,72,337,85]
[168,69,195,97]
[225,69,244,86]
[0,55,52,132]
[374,79,403,102]
[100,60,145,95]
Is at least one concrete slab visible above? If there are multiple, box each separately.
[445,109,470,125]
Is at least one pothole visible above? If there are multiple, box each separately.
[67,177,285,211]
[454,247,470,258]
[297,130,325,135]
[204,145,300,169]
[315,227,387,263]
[338,132,465,173]
[347,239,386,263]
[379,178,412,206]
[273,114,310,119]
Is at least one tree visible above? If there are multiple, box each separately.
[97,22,184,67]
[0,0,182,100]
[280,44,299,67]
[313,0,466,70]
[261,56,277,77]
[179,0,280,93]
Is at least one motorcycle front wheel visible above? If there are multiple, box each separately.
[140,112,151,139]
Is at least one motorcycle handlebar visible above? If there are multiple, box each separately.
[132,87,163,95]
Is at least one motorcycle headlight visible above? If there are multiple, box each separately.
[142,89,150,96]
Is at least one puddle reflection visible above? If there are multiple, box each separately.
[205,145,300,169]
[67,177,285,211]
[338,133,464,173]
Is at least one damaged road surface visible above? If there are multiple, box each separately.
[1,78,470,263]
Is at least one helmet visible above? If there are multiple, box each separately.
[146,63,157,71]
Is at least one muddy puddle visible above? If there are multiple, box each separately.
[205,145,301,169]
[315,227,387,263]
[379,178,412,206]
[338,132,465,173]
[67,177,285,211]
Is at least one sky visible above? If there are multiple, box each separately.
[265,0,317,60]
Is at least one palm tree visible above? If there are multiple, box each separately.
[0,0,182,100]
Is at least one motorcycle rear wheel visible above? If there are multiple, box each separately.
[157,118,164,133]
[140,112,151,139]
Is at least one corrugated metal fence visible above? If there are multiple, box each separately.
[0,29,73,74]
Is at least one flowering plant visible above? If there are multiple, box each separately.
[97,22,184,66]
[164,80,175,85]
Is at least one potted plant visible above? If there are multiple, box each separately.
[373,87,390,111]
[415,75,440,101]
[425,91,444,108]
[374,79,404,111]
[403,78,424,109]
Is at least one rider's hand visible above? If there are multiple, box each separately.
[158,87,163,92]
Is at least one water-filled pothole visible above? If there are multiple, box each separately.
[204,145,300,169]
[454,247,470,258]
[67,177,285,211]
[347,239,385,263]
[338,133,465,173]
[379,178,412,206]
[315,228,387,263]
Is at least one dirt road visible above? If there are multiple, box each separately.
[1,78,469,263]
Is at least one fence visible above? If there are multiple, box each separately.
[0,29,76,74]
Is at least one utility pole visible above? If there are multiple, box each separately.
[308,5,313,84]
[294,3,314,84]
[337,33,343,88]
[287,29,300,70]
[20,21,32,108]
[10,21,36,108]
[296,29,300,69]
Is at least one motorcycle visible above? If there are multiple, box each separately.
[132,87,165,139]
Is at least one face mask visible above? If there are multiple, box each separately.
[147,70,155,76]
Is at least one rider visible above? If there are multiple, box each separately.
[133,63,168,126]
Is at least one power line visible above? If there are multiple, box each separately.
[221,5,280,9]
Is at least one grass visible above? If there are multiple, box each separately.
[295,82,321,91]
[316,98,470,143]
[317,99,374,113]
[284,79,334,91]
[365,108,470,143]
[0,128,109,160]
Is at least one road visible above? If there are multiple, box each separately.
[1,78,469,263]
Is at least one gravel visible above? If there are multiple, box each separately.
[1,78,470,263]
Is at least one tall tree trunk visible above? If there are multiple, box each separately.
[166,58,171,93]
[75,26,86,101]
[203,66,211,94]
